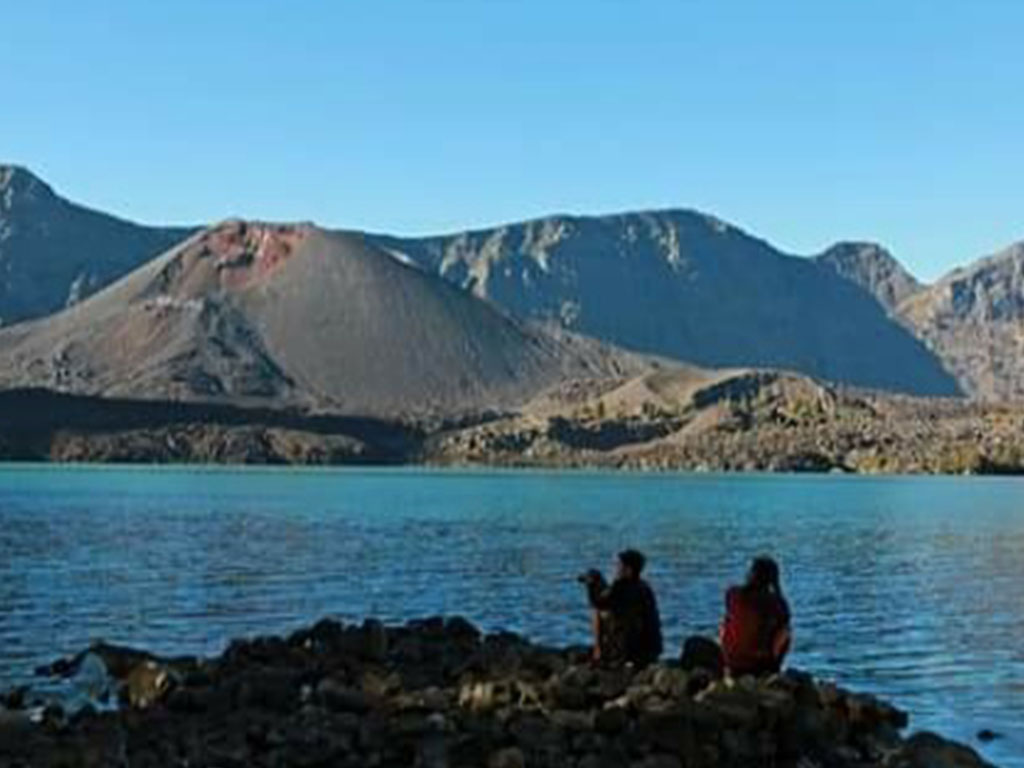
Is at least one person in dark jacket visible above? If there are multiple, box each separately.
[580,549,663,667]
[719,556,791,677]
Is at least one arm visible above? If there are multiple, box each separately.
[771,598,792,661]
[719,587,737,644]
[772,626,792,661]
[646,585,663,658]
[585,571,614,610]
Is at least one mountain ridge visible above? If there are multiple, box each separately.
[369,210,959,396]
[814,241,923,312]
[0,219,649,416]
[898,241,1024,399]
[7,165,1024,400]
[0,164,195,326]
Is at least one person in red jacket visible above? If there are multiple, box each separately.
[720,556,791,677]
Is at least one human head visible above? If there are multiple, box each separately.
[747,556,781,592]
[617,549,646,580]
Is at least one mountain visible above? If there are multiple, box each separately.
[814,241,923,312]
[0,165,194,326]
[370,211,959,396]
[898,242,1024,400]
[0,220,646,416]
[19,165,1024,403]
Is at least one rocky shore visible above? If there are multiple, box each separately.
[7,374,1024,475]
[0,617,995,768]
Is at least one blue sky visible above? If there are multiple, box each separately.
[2,1,1021,280]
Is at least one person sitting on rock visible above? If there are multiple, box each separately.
[580,549,663,667]
[720,556,792,677]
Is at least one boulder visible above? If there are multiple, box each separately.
[0,616,995,768]
[488,746,526,768]
[316,678,371,713]
[894,732,996,768]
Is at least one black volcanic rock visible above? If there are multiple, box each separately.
[0,617,994,768]
[371,212,958,396]
[0,165,193,326]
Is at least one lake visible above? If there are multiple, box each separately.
[0,465,1020,766]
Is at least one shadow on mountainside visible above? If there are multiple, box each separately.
[0,389,424,464]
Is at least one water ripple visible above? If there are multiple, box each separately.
[0,466,1022,766]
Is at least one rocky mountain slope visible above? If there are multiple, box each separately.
[428,365,1024,474]
[370,212,958,397]
[0,165,192,326]
[7,365,1024,475]
[814,241,923,312]
[898,241,1024,400]
[0,220,646,417]
[6,165,1024,403]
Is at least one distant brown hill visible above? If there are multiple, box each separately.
[0,220,646,416]
[0,165,193,326]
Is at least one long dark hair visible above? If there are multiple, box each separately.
[746,556,784,601]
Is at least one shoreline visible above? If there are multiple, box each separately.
[5,386,1024,476]
[1,455,1022,478]
[0,616,997,768]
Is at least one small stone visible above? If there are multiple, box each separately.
[577,754,612,768]
[757,687,794,717]
[592,667,630,700]
[125,660,174,709]
[0,706,33,733]
[419,685,449,711]
[652,667,689,699]
[460,681,498,712]
[634,711,698,758]
[362,670,401,697]
[896,732,992,768]
[976,729,1002,742]
[817,682,842,706]
[679,636,724,676]
[833,745,861,761]
[878,701,909,729]
[236,668,298,713]
[734,674,757,692]
[362,619,388,661]
[548,679,589,710]
[845,693,877,725]
[549,708,594,732]
[595,706,630,734]
[572,731,606,753]
[632,754,682,768]
[625,683,657,708]
[317,678,370,713]
[445,616,482,639]
[721,729,758,760]
[165,685,212,713]
[488,746,525,768]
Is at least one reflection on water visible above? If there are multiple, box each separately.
[0,466,1022,766]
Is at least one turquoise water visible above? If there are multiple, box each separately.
[0,465,1020,765]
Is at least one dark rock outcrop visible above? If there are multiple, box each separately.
[0,617,993,768]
